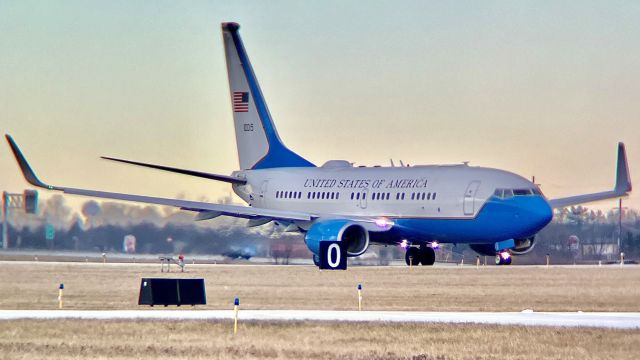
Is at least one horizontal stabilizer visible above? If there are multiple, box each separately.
[549,143,632,208]
[101,156,246,185]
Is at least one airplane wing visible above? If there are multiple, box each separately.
[5,135,313,222]
[548,142,632,208]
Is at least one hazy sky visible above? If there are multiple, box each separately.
[1,1,639,211]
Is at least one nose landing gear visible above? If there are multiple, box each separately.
[495,251,512,265]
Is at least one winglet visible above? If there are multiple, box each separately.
[5,134,57,190]
[615,142,632,193]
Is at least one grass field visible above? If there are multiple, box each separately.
[1,261,639,359]
[0,262,639,312]
[1,319,638,359]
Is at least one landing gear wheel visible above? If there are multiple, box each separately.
[420,246,436,266]
[405,247,421,266]
[495,252,512,266]
[312,254,320,267]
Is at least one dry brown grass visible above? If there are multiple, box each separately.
[0,262,639,312]
[0,319,638,359]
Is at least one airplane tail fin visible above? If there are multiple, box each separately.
[221,22,314,170]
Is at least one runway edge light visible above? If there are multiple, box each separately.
[58,283,64,309]
[233,297,240,335]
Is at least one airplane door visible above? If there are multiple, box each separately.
[463,181,480,215]
[259,180,269,207]
[359,188,368,209]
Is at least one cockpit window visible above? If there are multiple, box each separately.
[494,188,541,199]
[513,189,532,196]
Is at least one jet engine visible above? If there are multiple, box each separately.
[511,236,537,255]
[468,243,497,257]
[304,220,369,257]
[469,236,537,256]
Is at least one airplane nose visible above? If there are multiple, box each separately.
[528,197,553,230]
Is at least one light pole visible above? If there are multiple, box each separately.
[612,199,628,254]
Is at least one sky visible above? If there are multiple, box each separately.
[1,0,639,212]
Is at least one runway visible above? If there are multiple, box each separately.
[1,310,639,329]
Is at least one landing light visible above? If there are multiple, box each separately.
[400,239,409,249]
[430,241,440,249]
[500,251,511,260]
[375,218,394,229]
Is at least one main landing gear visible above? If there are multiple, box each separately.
[405,245,436,266]
[495,251,512,265]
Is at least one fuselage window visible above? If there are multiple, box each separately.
[356,193,360,200]
[336,192,340,200]
[433,193,436,200]
[330,192,335,200]
[386,193,390,200]
[298,191,302,199]
[350,192,354,200]
[307,192,310,199]
[421,193,426,200]
[362,192,367,200]
[276,191,279,198]
[401,193,405,200]
[427,193,431,200]
[411,193,415,200]
[312,192,316,199]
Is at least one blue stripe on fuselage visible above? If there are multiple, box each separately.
[371,195,552,245]
[227,25,315,169]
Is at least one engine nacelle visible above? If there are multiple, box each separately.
[468,243,496,257]
[304,220,369,257]
[469,236,537,256]
[511,236,537,255]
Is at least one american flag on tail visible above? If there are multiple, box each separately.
[233,91,249,112]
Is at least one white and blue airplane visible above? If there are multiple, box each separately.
[6,22,632,267]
